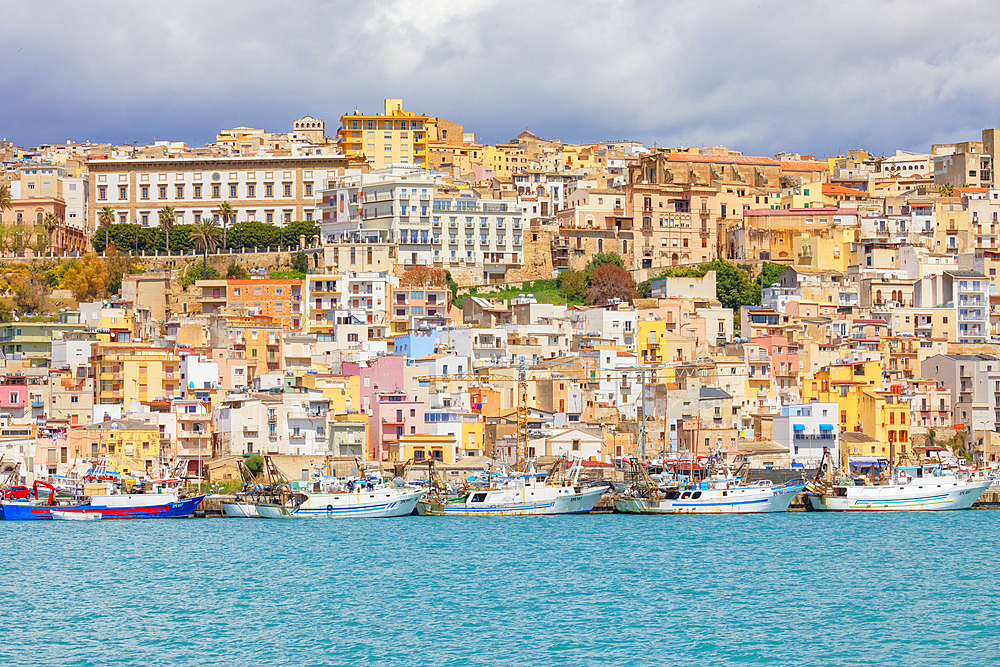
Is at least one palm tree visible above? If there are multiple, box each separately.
[189,218,223,281]
[940,183,955,197]
[0,183,12,218]
[158,206,176,254]
[42,212,59,257]
[98,206,116,253]
[217,202,235,250]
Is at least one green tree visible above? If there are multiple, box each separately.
[754,262,786,291]
[244,453,264,475]
[585,251,626,276]
[190,219,223,280]
[291,250,309,274]
[180,263,221,290]
[217,201,235,250]
[226,263,249,279]
[557,269,587,302]
[445,271,459,300]
[940,183,954,196]
[159,206,176,254]
[636,279,652,298]
[98,206,116,252]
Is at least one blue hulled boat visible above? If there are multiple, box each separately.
[1,494,204,520]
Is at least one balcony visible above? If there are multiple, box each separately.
[31,400,44,408]
[0,400,24,408]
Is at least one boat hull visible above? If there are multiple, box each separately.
[613,483,805,515]
[417,485,607,516]
[1,495,204,520]
[804,478,992,511]
[257,489,425,519]
[222,502,260,518]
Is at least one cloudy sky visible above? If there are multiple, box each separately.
[3,0,999,158]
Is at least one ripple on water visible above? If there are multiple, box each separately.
[1,512,999,666]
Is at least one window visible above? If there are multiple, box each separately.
[158,185,167,199]
[98,186,107,200]
[305,183,313,196]
[176,184,184,198]
[212,185,220,198]
[230,185,238,198]
[265,184,273,197]
[284,184,291,197]
[572,439,580,451]
[119,186,127,199]
[194,185,202,198]
[141,185,149,200]
[247,184,255,197]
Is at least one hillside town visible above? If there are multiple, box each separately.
[3,97,1000,489]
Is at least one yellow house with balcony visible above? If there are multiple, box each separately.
[337,98,429,169]
[69,418,164,476]
[93,342,179,406]
[386,433,457,464]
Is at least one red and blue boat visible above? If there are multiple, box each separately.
[1,494,204,520]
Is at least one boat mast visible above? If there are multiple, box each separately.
[639,368,646,462]
[516,355,527,472]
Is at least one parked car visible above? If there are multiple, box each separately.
[1,486,31,500]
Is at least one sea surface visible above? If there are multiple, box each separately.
[2,512,998,666]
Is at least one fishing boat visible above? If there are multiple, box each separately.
[416,458,609,516]
[1,459,204,521]
[51,510,101,522]
[222,499,260,518]
[253,456,424,519]
[256,483,425,519]
[613,457,804,514]
[222,460,263,518]
[804,450,993,511]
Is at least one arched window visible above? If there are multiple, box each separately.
[876,289,883,303]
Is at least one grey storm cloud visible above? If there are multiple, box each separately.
[3,0,1000,157]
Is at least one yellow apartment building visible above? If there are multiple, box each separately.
[93,343,180,406]
[338,98,429,169]
[69,418,164,476]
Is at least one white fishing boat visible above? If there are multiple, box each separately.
[51,510,101,521]
[416,459,609,516]
[614,478,805,514]
[613,456,804,515]
[256,474,425,519]
[222,500,260,518]
[805,461,993,511]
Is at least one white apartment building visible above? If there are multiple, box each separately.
[305,270,392,341]
[773,402,839,468]
[87,155,351,233]
[319,166,524,283]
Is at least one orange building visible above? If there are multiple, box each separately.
[197,279,304,331]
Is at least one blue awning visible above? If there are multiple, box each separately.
[819,424,834,431]
[793,424,805,430]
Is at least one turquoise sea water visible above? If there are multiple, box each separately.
[3,512,999,666]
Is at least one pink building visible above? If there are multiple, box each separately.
[750,335,800,404]
[343,355,405,414]
[369,392,424,461]
[0,375,30,420]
